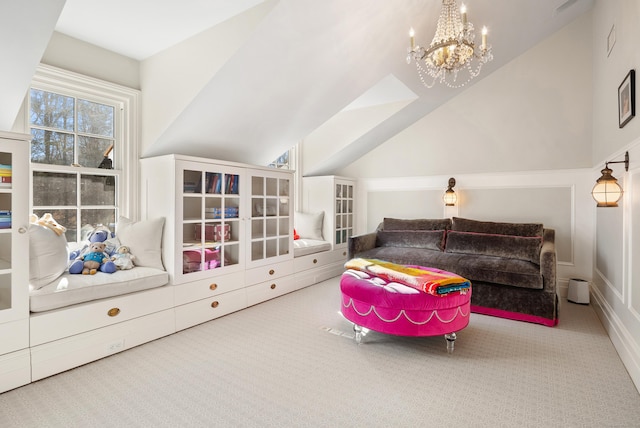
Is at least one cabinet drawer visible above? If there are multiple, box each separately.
[30,286,174,346]
[175,288,247,331]
[174,271,245,305]
[0,318,29,355]
[246,275,297,306]
[293,249,347,273]
[245,261,294,285]
[0,349,31,394]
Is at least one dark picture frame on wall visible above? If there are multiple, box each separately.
[618,69,635,128]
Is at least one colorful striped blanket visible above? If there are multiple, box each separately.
[344,258,471,296]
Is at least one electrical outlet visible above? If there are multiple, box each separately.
[106,339,125,353]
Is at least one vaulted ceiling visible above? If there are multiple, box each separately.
[2,0,594,174]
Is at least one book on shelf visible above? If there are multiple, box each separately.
[1,176,11,183]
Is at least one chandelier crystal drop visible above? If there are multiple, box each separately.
[406,0,493,88]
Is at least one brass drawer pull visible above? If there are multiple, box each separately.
[107,308,120,317]
[313,258,318,264]
[270,284,276,290]
[343,251,346,256]
[269,269,275,275]
[211,301,219,308]
[209,283,218,291]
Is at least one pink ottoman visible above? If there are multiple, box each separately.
[340,268,471,352]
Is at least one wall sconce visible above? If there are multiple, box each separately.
[443,177,457,206]
[591,151,629,207]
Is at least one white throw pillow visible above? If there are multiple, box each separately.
[29,224,69,289]
[116,216,165,270]
[295,211,324,241]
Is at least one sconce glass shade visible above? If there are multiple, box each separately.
[591,167,623,207]
[443,177,457,206]
[443,189,457,206]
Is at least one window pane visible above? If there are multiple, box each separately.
[30,129,75,165]
[29,89,74,131]
[78,136,115,169]
[78,99,114,137]
[33,172,77,206]
[81,209,116,232]
[81,174,116,205]
[33,209,77,242]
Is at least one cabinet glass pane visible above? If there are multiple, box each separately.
[224,196,240,219]
[279,178,290,197]
[252,197,264,217]
[224,244,239,267]
[252,219,264,239]
[0,274,11,311]
[266,239,277,258]
[183,223,200,247]
[252,241,264,261]
[265,198,277,216]
[336,200,341,213]
[278,198,289,216]
[183,196,202,221]
[252,176,263,196]
[203,172,222,194]
[204,197,222,219]
[279,218,289,236]
[336,230,341,244]
[279,237,289,256]
[266,218,277,237]
[266,178,277,196]
[223,174,239,195]
[0,235,9,269]
[183,170,201,193]
[336,214,341,228]
[348,185,353,198]
[336,184,341,198]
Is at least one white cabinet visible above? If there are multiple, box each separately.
[302,176,356,249]
[140,154,294,329]
[0,131,31,393]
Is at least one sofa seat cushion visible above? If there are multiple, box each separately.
[376,230,445,251]
[355,247,543,290]
[29,267,169,312]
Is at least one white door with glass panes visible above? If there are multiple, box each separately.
[248,170,293,267]
[178,161,245,283]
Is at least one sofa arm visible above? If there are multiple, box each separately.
[540,229,557,294]
[348,232,377,259]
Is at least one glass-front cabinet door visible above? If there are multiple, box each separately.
[334,181,354,247]
[0,132,29,326]
[249,170,292,266]
[179,162,244,281]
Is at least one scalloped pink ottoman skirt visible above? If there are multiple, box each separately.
[340,269,471,338]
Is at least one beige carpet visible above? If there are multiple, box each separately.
[1,277,639,427]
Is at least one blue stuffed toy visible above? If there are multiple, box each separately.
[69,225,118,274]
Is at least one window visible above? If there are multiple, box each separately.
[268,149,291,169]
[28,65,140,242]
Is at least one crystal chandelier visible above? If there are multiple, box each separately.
[406,0,493,88]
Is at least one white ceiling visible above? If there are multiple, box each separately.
[2,0,596,172]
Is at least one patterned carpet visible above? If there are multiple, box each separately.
[1,277,639,427]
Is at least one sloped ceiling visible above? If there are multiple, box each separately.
[3,0,595,173]
[0,0,65,131]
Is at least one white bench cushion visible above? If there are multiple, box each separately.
[30,267,169,313]
[293,239,332,257]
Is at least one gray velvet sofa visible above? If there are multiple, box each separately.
[348,217,558,326]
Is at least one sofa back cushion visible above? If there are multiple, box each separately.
[376,230,446,251]
[451,217,543,237]
[445,231,542,264]
[383,217,451,231]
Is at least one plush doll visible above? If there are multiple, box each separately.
[29,213,67,236]
[75,242,110,275]
[111,245,135,270]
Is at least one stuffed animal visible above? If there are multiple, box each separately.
[77,242,110,275]
[111,245,135,270]
[29,213,67,236]
[69,224,119,274]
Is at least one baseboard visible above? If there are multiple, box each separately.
[590,289,640,394]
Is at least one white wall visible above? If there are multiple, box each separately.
[590,0,640,393]
[41,32,140,90]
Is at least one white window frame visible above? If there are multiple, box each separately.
[26,64,141,237]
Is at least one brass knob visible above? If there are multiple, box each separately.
[211,301,219,308]
[269,269,275,275]
[313,259,318,264]
[107,308,120,317]
[209,283,218,291]
[343,251,346,256]
[270,284,276,290]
